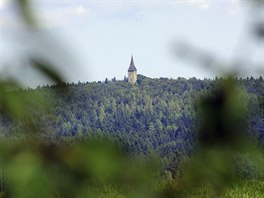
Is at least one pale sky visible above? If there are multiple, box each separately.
[1,0,263,87]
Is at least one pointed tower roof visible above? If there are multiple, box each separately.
[128,56,137,72]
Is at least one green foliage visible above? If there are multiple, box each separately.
[0,137,160,197]
[1,76,263,197]
[159,176,264,198]
[30,58,65,85]
[1,1,263,197]
[16,0,36,27]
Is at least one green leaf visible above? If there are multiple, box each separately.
[30,58,65,85]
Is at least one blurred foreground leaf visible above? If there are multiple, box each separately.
[30,58,65,85]
[0,138,160,198]
[16,0,36,28]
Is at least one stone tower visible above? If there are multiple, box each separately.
[127,56,137,84]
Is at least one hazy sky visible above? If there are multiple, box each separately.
[1,0,263,87]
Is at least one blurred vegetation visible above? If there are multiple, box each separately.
[0,0,263,197]
[1,78,263,197]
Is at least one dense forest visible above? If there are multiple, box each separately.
[1,75,263,169]
[1,75,264,197]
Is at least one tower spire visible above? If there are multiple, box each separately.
[128,55,137,72]
[127,55,137,84]
[130,55,134,66]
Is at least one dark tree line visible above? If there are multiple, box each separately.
[1,75,263,168]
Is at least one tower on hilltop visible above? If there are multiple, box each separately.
[127,55,137,84]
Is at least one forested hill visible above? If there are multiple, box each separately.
[1,75,264,163]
